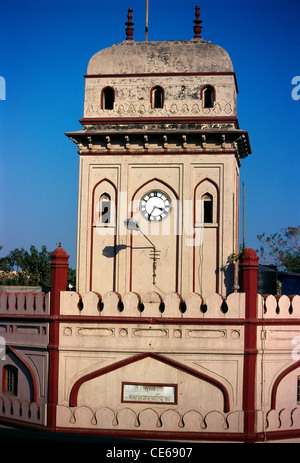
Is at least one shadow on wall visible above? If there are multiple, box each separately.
[102,245,127,258]
[102,245,154,258]
[221,261,235,296]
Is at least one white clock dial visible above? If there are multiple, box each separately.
[140,190,171,221]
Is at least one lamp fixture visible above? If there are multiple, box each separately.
[124,218,160,285]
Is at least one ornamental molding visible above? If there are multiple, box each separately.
[84,99,234,118]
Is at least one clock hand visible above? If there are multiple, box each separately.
[150,205,164,216]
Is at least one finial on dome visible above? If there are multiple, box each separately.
[193,5,203,39]
[125,8,134,41]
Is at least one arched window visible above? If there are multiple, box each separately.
[202,193,213,223]
[202,86,214,109]
[3,365,18,395]
[99,193,111,224]
[101,87,114,110]
[151,86,164,109]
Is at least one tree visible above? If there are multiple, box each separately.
[67,267,76,290]
[257,226,300,273]
[0,245,76,288]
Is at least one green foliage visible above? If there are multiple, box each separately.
[228,242,247,263]
[257,226,300,273]
[67,267,76,289]
[0,245,76,288]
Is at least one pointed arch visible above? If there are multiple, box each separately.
[271,360,300,410]
[193,177,220,293]
[3,346,38,403]
[131,177,179,203]
[151,86,164,109]
[69,352,230,412]
[101,86,115,110]
[194,177,219,225]
[92,178,117,226]
[201,85,215,109]
[130,178,179,292]
[90,178,118,291]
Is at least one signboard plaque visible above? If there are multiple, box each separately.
[122,383,177,404]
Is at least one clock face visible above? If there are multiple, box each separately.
[140,190,171,221]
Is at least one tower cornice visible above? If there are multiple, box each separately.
[65,125,251,161]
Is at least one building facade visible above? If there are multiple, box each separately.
[0,7,300,443]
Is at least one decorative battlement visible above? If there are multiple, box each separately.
[59,290,300,320]
[258,294,300,318]
[0,395,44,426]
[60,290,245,318]
[1,290,299,320]
[0,292,50,315]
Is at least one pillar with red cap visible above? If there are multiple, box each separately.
[239,247,259,442]
[47,243,69,431]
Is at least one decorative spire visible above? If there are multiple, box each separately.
[193,5,203,39]
[125,8,134,41]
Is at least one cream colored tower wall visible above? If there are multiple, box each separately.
[76,152,239,298]
[84,74,236,119]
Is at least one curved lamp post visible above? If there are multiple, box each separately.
[124,218,159,285]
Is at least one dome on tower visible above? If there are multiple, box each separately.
[86,40,234,76]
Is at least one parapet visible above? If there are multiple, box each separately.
[1,290,299,320]
[60,290,246,319]
[0,291,50,315]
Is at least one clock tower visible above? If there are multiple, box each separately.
[66,6,251,298]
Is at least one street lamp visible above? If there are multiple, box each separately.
[124,218,159,285]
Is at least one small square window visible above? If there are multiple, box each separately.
[202,86,214,109]
[151,86,164,109]
[102,87,114,110]
[202,193,213,223]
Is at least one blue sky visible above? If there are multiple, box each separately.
[0,0,299,269]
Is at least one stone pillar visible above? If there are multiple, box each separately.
[50,243,69,316]
[47,243,69,431]
[239,247,259,443]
